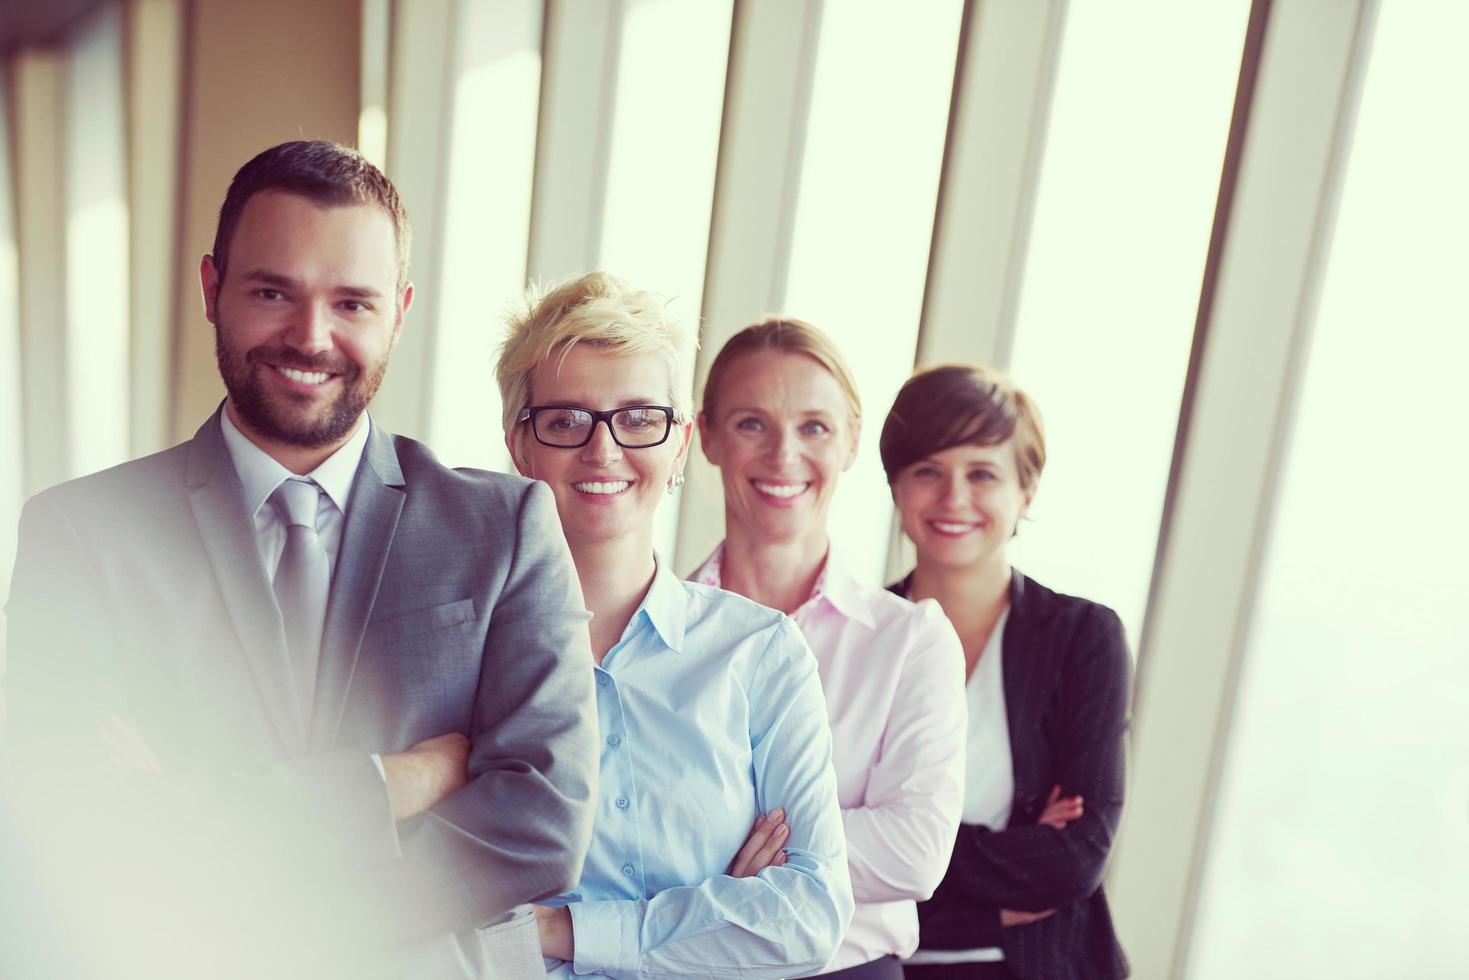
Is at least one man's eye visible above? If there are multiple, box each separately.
[735,417,764,433]
[340,300,369,313]
[970,469,996,482]
[255,289,284,301]
[801,420,831,437]
[913,466,940,478]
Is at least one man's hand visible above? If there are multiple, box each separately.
[534,904,574,961]
[726,808,790,878]
[381,732,470,822]
[1037,784,1083,830]
[1000,908,1056,927]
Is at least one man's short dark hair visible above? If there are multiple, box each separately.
[212,140,412,293]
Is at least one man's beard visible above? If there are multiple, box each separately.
[215,326,389,449]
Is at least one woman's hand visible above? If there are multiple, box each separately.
[1037,784,1083,830]
[534,904,574,961]
[1000,908,1056,927]
[726,808,790,877]
[997,788,1080,925]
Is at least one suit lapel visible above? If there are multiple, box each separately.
[186,409,306,752]
[311,423,404,751]
[1003,570,1059,819]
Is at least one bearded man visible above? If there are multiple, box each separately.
[1,141,597,979]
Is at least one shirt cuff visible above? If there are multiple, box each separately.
[569,899,643,979]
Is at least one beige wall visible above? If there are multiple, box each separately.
[169,0,362,440]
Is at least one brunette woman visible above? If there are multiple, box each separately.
[884,365,1130,980]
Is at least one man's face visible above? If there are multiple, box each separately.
[201,190,411,449]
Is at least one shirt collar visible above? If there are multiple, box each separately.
[687,543,727,589]
[219,406,372,519]
[636,555,688,654]
[810,546,877,629]
[688,541,877,629]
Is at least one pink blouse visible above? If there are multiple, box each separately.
[691,544,967,972]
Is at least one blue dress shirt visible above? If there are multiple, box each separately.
[546,560,853,978]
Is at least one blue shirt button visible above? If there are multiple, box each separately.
[597,675,608,687]
[621,863,635,877]
[607,734,621,747]
[616,795,629,809]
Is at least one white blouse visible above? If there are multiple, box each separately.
[962,606,1013,828]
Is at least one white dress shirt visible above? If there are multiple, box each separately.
[692,544,967,973]
[219,408,370,581]
[962,607,1013,828]
[219,408,377,774]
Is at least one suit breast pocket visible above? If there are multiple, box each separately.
[359,599,484,724]
[366,598,478,640]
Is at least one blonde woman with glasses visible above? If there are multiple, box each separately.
[495,272,853,978]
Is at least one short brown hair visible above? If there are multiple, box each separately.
[212,140,411,293]
[879,364,1046,491]
[701,317,860,422]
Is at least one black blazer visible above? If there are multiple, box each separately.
[892,570,1131,980]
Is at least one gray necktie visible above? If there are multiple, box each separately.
[270,478,329,722]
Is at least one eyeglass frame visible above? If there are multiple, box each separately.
[516,403,679,449]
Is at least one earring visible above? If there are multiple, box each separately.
[667,472,686,494]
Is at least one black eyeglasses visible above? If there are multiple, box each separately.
[517,404,677,449]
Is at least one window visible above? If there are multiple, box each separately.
[599,0,733,559]
[1005,0,1251,641]
[429,0,543,472]
[64,3,131,478]
[357,0,391,169]
[0,71,24,630]
[1189,4,1469,975]
[782,0,965,586]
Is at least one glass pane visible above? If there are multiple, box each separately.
[1005,0,1250,641]
[64,3,131,478]
[358,0,391,169]
[428,0,543,472]
[782,0,964,587]
[599,0,732,561]
[0,70,24,641]
[1189,4,1469,977]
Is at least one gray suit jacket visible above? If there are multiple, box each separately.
[1,410,598,978]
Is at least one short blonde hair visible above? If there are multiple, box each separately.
[701,316,861,423]
[496,271,695,436]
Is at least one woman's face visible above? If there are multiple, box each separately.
[890,440,1034,571]
[508,344,690,549]
[699,349,858,546]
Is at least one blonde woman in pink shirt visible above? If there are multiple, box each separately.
[690,318,968,980]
